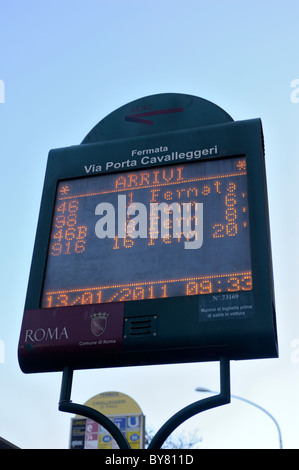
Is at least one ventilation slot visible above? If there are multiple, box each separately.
[124,316,157,338]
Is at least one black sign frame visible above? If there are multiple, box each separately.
[18,96,278,373]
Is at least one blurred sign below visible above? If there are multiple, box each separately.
[69,391,145,449]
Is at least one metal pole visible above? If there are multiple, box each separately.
[195,387,283,449]
[229,394,283,449]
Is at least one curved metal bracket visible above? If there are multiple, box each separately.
[149,357,230,449]
[58,358,230,449]
[59,367,130,449]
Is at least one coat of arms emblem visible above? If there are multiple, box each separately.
[90,312,109,337]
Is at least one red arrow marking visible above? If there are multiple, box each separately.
[125,107,184,125]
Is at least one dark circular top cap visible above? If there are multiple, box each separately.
[81,93,233,144]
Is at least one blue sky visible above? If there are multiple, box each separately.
[0,0,299,448]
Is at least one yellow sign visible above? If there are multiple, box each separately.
[78,391,143,416]
[71,392,145,449]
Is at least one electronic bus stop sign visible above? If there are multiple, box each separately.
[18,93,278,373]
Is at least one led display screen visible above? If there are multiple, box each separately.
[41,156,252,309]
